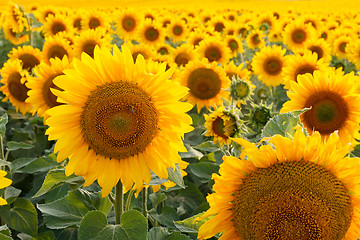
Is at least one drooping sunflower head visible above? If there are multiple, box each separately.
[26,56,73,120]
[305,37,332,63]
[196,36,231,64]
[73,28,112,58]
[204,106,240,147]
[42,35,73,64]
[198,128,360,240]
[282,51,329,89]
[2,22,29,45]
[1,3,28,32]
[0,59,31,115]
[8,45,43,74]
[281,68,360,145]
[252,45,287,87]
[45,45,193,196]
[179,59,230,113]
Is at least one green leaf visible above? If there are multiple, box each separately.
[17,231,56,240]
[0,160,10,168]
[179,144,203,159]
[149,171,168,186]
[33,169,84,198]
[6,141,34,151]
[193,141,219,152]
[78,211,129,240]
[174,212,211,233]
[0,198,38,237]
[148,227,170,240]
[18,156,59,174]
[0,225,12,240]
[164,232,191,240]
[121,210,148,240]
[10,157,37,173]
[167,164,185,189]
[150,206,179,228]
[149,193,167,209]
[0,114,8,138]
[189,162,219,180]
[4,186,21,204]
[37,189,111,229]
[261,109,308,139]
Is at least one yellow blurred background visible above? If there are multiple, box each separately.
[1,0,360,9]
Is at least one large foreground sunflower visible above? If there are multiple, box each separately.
[281,69,360,145]
[45,46,193,196]
[198,128,360,240]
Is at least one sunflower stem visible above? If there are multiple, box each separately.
[125,189,135,211]
[142,187,148,220]
[114,181,123,225]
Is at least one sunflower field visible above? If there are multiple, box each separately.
[1,0,360,239]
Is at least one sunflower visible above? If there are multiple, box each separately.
[170,43,196,68]
[136,18,165,47]
[73,28,112,59]
[1,3,28,32]
[45,45,193,196]
[42,14,73,38]
[115,8,142,41]
[347,39,360,70]
[245,29,266,50]
[207,16,227,33]
[282,51,329,89]
[198,128,360,240]
[179,59,230,113]
[70,10,85,32]
[252,45,286,87]
[196,36,231,64]
[187,28,210,47]
[81,10,109,31]
[0,59,31,115]
[167,18,189,43]
[42,35,73,64]
[25,56,73,120]
[283,19,315,50]
[0,170,12,206]
[305,37,332,63]
[8,45,43,73]
[281,69,360,145]
[332,35,351,60]
[155,43,172,56]
[224,35,243,58]
[204,107,239,147]
[2,23,29,45]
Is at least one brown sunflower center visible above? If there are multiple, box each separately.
[122,16,136,32]
[145,27,159,41]
[8,72,29,102]
[212,117,227,138]
[175,53,190,67]
[301,91,348,135]
[73,18,82,30]
[81,40,97,58]
[294,64,317,82]
[309,46,324,60]
[232,161,353,240]
[42,73,64,108]
[205,46,221,62]
[188,68,222,100]
[193,38,203,46]
[158,47,169,55]
[173,25,183,36]
[321,32,328,40]
[214,22,225,32]
[251,34,260,45]
[51,21,66,35]
[19,54,40,71]
[228,40,238,51]
[80,81,158,160]
[47,44,68,61]
[132,51,148,62]
[263,57,283,75]
[89,17,101,29]
[339,42,347,53]
[291,29,307,44]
